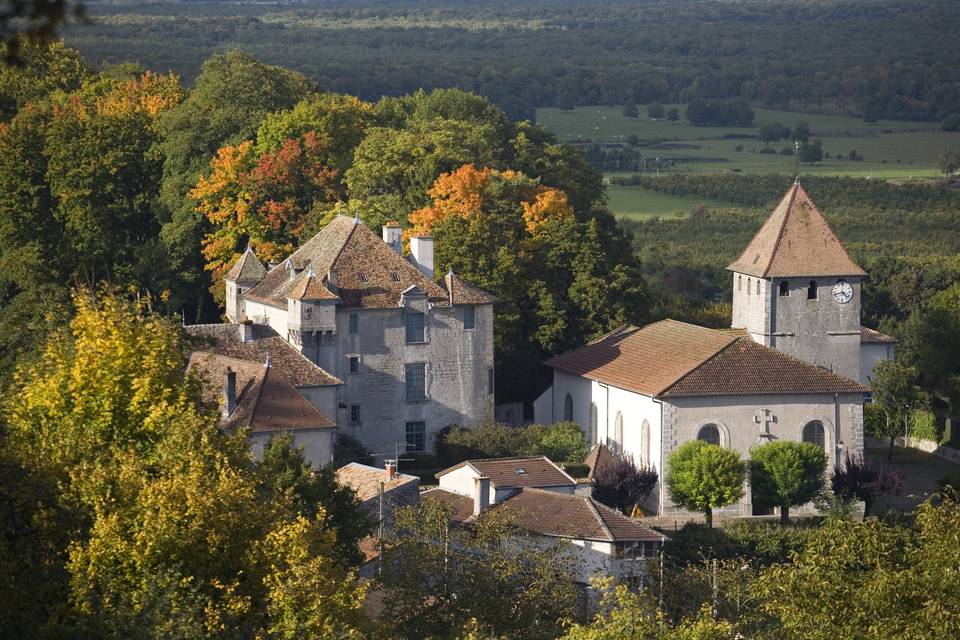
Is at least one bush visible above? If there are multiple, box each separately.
[537,421,589,463]
[561,463,590,478]
[759,147,777,154]
[942,113,960,132]
[831,453,903,518]
[666,441,746,527]
[908,409,939,442]
[592,453,658,514]
[438,421,588,466]
[863,403,887,438]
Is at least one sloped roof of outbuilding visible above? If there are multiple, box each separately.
[435,456,576,489]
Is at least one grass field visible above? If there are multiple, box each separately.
[538,105,960,180]
[605,185,739,221]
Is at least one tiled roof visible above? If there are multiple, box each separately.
[727,183,866,278]
[546,320,737,396]
[184,323,341,387]
[436,456,576,489]
[861,325,897,344]
[242,216,451,309]
[336,462,420,503]
[421,488,475,523]
[188,352,336,432]
[442,270,497,305]
[225,246,267,283]
[287,268,339,301]
[548,319,868,398]
[584,443,615,480]
[659,337,869,397]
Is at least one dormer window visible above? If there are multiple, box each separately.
[390,272,401,282]
[358,273,369,283]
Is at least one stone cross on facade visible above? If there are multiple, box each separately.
[754,409,776,440]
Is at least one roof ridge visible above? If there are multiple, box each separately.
[652,327,739,396]
[243,366,271,428]
[584,496,615,541]
[762,183,799,278]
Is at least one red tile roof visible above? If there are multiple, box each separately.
[727,183,866,278]
[547,319,868,398]
[436,456,575,489]
[420,488,475,523]
[584,443,616,480]
[336,462,420,503]
[860,325,897,344]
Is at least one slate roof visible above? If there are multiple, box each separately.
[727,182,866,278]
[435,456,576,489]
[421,487,665,543]
[188,352,335,432]
[861,325,897,344]
[242,216,466,309]
[184,323,341,387]
[287,268,339,301]
[336,462,420,503]
[443,270,498,305]
[547,319,868,398]
[225,246,267,283]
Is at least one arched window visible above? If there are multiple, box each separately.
[737,275,742,292]
[747,278,752,296]
[640,419,651,466]
[697,424,721,447]
[589,403,598,445]
[802,420,826,451]
[563,393,574,422]
[807,280,818,300]
[612,411,624,454]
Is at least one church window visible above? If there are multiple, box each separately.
[358,272,369,283]
[641,420,651,466]
[697,424,721,447]
[737,275,742,292]
[564,394,574,421]
[613,412,624,454]
[590,403,598,445]
[802,420,826,451]
[747,278,751,296]
[807,280,818,300]
[779,280,790,297]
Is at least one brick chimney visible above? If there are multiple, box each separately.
[223,368,237,418]
[382,222,402,253]
[410,235,434,278]
[473,476,491,517]
[385,460,397,481]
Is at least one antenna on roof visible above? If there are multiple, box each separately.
[794,176,801,185]
[245,241,253,253]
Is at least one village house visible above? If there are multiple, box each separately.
[535,183,895,518]
[423,455,665,586]
[336,461,421,526]
[210,214,496,459]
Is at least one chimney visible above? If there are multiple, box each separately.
[410,235,434,278]
[473,476,491,517]
[238,322,253,343]
[382,222,402,253]
[385,460,397,481]
[223,368,237,418]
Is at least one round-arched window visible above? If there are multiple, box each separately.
[802,420,825,451]
[612,411,624,454]
[640,419,651,466]
[697,424,721,447]
[589,403,598,445]
[563,393,574,422]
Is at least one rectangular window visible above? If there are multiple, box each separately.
[405,311,425,343]
[348,356,359,374]
[779,280,790,297]
[807,280,818,300]
[350,404,361,425]
[488,367,495,395]
[405,421,426,452]
[463,305,476,330]
[304,305,313,319]
[348,313,359,334]
[405,363,426,402]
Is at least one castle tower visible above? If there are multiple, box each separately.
[224,245,266,323]
[728,182,866,381]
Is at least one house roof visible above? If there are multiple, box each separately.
[584,443,616,480]
[727,182,866,278]
[241,216,493,309]
[443,270,498,305]
[547,319,868,398]
[421,488,665,543]
[336,462,419,503]
[435,456,576,489]
[184,323,341,387]
[225,245,267,283]
[287,268,339,301]
[861,325,897,344]
[188,352,336,432]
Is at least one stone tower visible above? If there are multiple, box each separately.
[728,182,866,381]
[223,245,266,323]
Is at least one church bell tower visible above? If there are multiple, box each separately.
[728,181,866,381]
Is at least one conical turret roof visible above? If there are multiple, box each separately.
[225,245,267,283]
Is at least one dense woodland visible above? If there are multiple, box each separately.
[61,0,960,127]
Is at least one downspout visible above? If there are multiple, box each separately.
[834,393,842,470]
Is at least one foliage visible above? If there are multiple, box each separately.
[897,281,960,401]
[622,102,638,118]
[940,148,960,175]
[537,421,590,463]
[685,98,754,127]
[591,453,658,514]
[830,453,903,519]
[378,500,579,640]
[871,360,928,458]
[748,441,827,524]
[908,409,939,442]
[666,441,746,527]
[440,421,590,465]
[0,40,89,119]
[798,139,823,164]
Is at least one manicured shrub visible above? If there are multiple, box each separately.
[749,441,827,524]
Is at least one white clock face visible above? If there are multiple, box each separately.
[832,280,853,304]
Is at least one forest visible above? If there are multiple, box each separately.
[62,0,960,126]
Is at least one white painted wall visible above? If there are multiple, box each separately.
[248,428,336,467]
[244,300,289,338]
[860,342,896,385]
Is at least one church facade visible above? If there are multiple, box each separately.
[214,215,497,458]
[535,183,894,517]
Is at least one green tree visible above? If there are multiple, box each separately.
[667,441,746,527]
[798,139,823,164]
[871,360,927,459]
[646,102,664,119]
[748,442,826,524]
[939,148,960,176]
[623,102,639,118]
[0,40,89,119]
[666,107,680,122]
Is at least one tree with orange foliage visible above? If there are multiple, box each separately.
[192,131,342,300]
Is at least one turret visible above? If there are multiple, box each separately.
[286,267,339,334]
[224,245,266,323]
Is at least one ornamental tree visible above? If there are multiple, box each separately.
[592,453,659,515]
[666,441,746,528]
[831,453,904,519]
[749,441,827,524]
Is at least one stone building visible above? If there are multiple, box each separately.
[534,183,894,517]
[218,215,496,457]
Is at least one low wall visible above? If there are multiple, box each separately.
[866,435,960,465]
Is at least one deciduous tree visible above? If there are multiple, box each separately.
[667,441,746,527]
[748,441,827,524]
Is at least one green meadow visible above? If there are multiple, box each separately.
[604,185,739,221]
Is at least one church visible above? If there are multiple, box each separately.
[534,182,896,517]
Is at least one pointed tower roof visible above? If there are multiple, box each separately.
[287,268,339,302]
[727,183,866,278]
[225,245,267,283]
